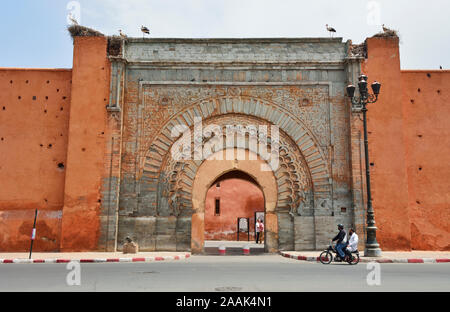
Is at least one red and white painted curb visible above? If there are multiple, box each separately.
[0,253,191,264]
[280,251,450,264]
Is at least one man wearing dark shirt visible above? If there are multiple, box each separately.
[332,224,347,260]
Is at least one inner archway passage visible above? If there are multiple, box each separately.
[204,171,264,241]
[191,148,278,254]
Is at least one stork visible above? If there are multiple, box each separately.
[326,24,336,37]
[382,24,390,32]
[141,25,150,37]
[68,13,79,25]
[119,29,127,39]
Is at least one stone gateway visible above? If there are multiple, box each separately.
[106,37,354,253]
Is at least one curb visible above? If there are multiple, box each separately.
[0,253,191,264]
[280,252,450,264]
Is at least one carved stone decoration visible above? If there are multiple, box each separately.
[276,143,313,218]
[158,160,192,217]
[296,189,314,216]
[149,113,315,223]
[139,85,331,158]
[316,198,332,216]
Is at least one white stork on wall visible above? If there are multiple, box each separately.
[68,13,79,25]
[119,29,127,39]
[326,24,336,37]
[382,24,393,33]
[141,25,150,37]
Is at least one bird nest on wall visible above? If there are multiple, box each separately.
[68,25,104,38]
[350,41,367,58]
[372,29,399,38]
[108,36,123,56]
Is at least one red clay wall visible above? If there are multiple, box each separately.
[205,178,264,241]
[0,68,72,251]
[60,36,110,251]
[362,36,412,250]
[364,36,450,251]
[401,70,450,250]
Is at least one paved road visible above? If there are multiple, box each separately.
[0,255,449,292]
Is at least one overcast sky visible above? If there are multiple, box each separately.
[1,0,449,69]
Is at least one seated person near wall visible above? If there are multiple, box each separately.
[345,228,358,258]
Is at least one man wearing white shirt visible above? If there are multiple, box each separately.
[345,228,358,259]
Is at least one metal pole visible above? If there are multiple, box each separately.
[247,218,250,242]
[29,209,38,259]
[237,218,239,241]
[362,103,382,257]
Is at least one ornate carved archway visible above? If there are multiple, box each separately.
[135,96,331,252]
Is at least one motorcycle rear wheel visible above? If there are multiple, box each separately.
[348,253,360,265]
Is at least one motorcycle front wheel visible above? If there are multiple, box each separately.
[319,251,332,264]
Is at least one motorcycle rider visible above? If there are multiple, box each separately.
[344,228,358,260]
[332,224,347,261]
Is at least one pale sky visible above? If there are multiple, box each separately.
[1,0,449,69]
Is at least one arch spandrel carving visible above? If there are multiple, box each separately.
[139,96,330,193]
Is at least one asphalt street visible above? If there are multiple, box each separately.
[0,255,449,292]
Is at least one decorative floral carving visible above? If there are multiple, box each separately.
[139,85,331,158]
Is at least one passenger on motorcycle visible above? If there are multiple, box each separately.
[332,224,347,261]
[344,228,358,259]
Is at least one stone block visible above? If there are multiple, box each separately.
[294,216,315,250]
[155,216,177,235]
[134,217,156,251]
[156,234,177,251]
[176,217,191,251]
[314,216,335,249]
[277,212,294,250]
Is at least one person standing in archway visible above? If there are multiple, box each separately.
[258,220,264,244]
[256,219,264,244]
[255,219,261,244]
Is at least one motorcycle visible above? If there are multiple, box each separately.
[319,242,360,265]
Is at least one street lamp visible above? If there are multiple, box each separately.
[346,74,382,257]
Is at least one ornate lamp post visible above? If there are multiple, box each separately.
[346,74,382,257]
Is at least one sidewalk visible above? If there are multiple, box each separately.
[281,250,450,264]
[0,251,191,264]
[204,240,263,248]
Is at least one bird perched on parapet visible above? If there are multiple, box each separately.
[382,24,393,33]
[141,25,150,37]
[119,29,127,38]
[68,13,79,25]
[326,24,336,37]
[440,65,443,70]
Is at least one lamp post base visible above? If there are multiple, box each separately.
[364,247,382,257]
